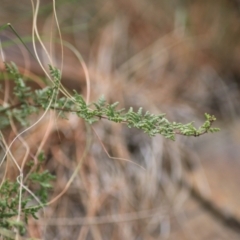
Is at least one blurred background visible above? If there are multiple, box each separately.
[1,0,240,239]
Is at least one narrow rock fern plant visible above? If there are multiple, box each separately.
[0,61,219,239]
